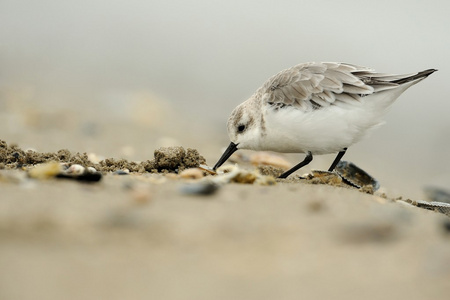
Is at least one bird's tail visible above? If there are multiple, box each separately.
[391,69,437,85]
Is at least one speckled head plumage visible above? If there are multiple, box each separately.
[226,96,267,151]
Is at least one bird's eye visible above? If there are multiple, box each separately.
[237,124,246,133]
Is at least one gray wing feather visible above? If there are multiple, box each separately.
[257,62,411,110]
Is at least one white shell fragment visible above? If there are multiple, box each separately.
[198,164,217,175]
[66,164,85,175]
[87,167,97,173]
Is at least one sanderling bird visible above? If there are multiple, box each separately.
[213,62,436,178]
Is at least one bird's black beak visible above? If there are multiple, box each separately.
[213,142,238,170]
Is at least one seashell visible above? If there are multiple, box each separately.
[66,164,85,175]
[198,164,217,175]
[250,152,291,170]
[335,161,380,191]
[415,200,450,217]
[28,162,62,179]
[179,168,204,179]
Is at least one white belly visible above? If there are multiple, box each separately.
[260,101,387,154]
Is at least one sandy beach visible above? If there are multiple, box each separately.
[2,2,450,299]
[1,137,449,300]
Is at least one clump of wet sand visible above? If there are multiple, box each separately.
[0,139,205,174]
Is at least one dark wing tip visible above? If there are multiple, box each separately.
[392,68,437,84]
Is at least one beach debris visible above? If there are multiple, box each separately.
[335,161,380,191]
[56,164,102,182]
[424,186,450,204]
[28,161,62,179]
[198,164,217,175]
[179,168,204,179]
[87,167,97,173]
[249,152,291,170]
[66,164,85,175]
[401,199,450,217]
[180,181,220,196]
[414,200,450,217]
[114,169,130,175]
[212,165,276,185]
[308,170,343,186]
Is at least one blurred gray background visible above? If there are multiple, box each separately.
[1,0,449,198]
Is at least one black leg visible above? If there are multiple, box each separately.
[328,148,347,172]
[278,151,313,179]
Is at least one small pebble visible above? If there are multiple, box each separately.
[180,181,219,196]
[87,167,97,173]
[179,168,204,179]
[114,169,130,175]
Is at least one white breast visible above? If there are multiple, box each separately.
[260,96,390,154]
